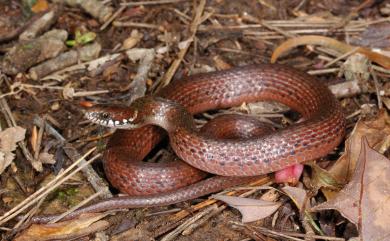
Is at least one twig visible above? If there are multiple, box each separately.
[346,110,362,119]
[120,0,188,6]
[307,68,339,75]
[231,222,346,241]
[113,21,162,30]
[53,0,113,23]
[155,0,206,91]
[29,42,102,80]
[19,9,58,41]
[41,53,121,82]
[0,82,109,99]
[371,69,383,109]
[0,148,97,226]
[324,47,359,68]
[161,204,219,241]
[181,187,262,236]
[13,194,46,230]
[100,5,126,31]
[33,116,112,198]
[124,48,156,104]
[33,115,46,161]
[260,20,296,38]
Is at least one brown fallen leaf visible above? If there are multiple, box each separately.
[307,163,343,192]
[15,213,109,241]
[212,194,282,223]
[271,35,390,69]
[328,111,390,184]
[38,152,55,164]
[0,126,26,174]
[311,138,390,240]
[350,23,390,49]
[281,186,307,210]
[31,0,49,13]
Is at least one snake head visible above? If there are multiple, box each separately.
[84,104,139,128]
[85,96,194,131]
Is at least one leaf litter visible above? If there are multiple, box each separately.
[312,137,390,241]
[0,126,26,174]
[0,1,389,240]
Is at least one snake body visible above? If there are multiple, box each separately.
[32,64,346,223]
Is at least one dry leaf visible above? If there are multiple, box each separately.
[62,82,74,99]
[38,152,55,164]
[328,111,390,184]
[31,0,49,13]
[0,126,26,174]
[122,30,143,50]
[271,35,390,69]
[212,194,281,223]
[311,138,390,240]
[30,126,38,153]
[282,186,307,210]
[308,163,343,191]
[15,213,109,241]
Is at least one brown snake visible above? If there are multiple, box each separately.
[32,64,346,223]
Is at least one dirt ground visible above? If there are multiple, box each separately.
[0,0,389,240]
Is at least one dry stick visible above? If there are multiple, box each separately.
[0,92,38,170]
[14,193,46,230]
[236,223,305,241]
[181,188,262,236]
[0,83,109,99]
[346,110,362,120]
[307,68,339,75]
[120,0,188,6]
[233,223,346,241]
[0,148,97,226]
[181,205,226,235]
[324,47,359,68]
[49,190,105,223]
[197,17,389,32]
[152,178,270,238]
[33,116,112,198]
[373,65,390,75]
[156,0,206,90]
[41,53,121,82]
[19,9,58,41]
[113,21,161,29]
[161,204,219,241]
[371,69,383,109]
[280,231,345,241]
[260,20,297,38]
[100,5,126,31]
[33,115,46,161]
[124,48,156,104]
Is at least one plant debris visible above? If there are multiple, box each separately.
[0,0,389,240]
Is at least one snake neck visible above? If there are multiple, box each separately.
[137,97,197,133]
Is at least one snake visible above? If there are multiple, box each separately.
[32,64,346,223]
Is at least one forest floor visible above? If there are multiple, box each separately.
[0,0,389,240]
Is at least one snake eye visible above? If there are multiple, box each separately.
[101,112,110,119]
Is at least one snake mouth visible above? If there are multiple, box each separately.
[85,110,139,129]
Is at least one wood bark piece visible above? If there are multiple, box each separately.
[1,29,68,75]
[29,42,102,80]
[19,9,59,41]
[53,0,113,23]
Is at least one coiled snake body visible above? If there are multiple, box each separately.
[33,64,346,222]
